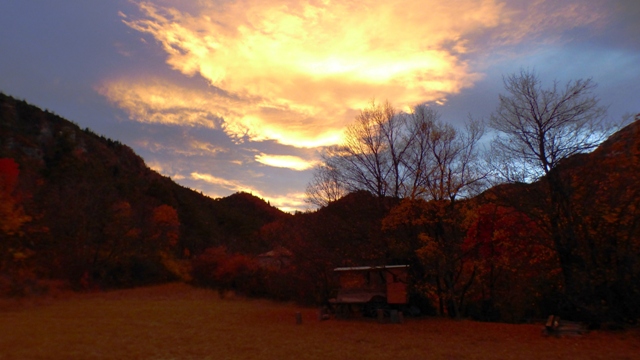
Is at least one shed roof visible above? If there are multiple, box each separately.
[257,246,292,258]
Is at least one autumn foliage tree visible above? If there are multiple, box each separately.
[0,158,30,236]
[88,201,141,285]
[463,203,559,322]
[191,246,261,297]
[383,199,475,317]
[150,204,180,251]
[0,158,33,295]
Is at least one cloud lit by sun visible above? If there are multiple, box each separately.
[98,76,345,148]
[102,0,609,152]
[190,171,306,212]
[255,153,319,171]
[102,0,508,148]
[191,172,255,194]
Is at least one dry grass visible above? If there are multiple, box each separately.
[1,283,638,360]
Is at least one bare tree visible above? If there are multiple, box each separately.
[413,108,486,202]
[307,101,487,208]
[488,69,621,316]
[402,104,438,199]
[304,163,347,208]
[403,108,486,318]
[489,69,610,182]
[323,100,409,200]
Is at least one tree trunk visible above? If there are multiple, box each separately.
[545,170,593,320]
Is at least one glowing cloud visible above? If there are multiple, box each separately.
[255,153,318,171]
[191,172,255,193]
[98,76,344,148]
[105,0,609,150]
[191,171,306,212]
[109,0,510,147]
[263,192,309,213]
[97,78,227,129]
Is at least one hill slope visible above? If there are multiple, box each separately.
[0,93,288,288]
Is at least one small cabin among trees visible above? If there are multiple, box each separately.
[256,246,292,270]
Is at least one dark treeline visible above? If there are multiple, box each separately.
[1,69,639,326]
[0,92,289,292]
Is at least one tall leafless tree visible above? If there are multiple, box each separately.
[321,100,409,200]
[488,69,621,316]
[412,107,486,202]
[304,163,347,208]
[307,101,487,207]
[489,69,610,182]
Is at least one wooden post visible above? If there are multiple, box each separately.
[390,310,399,324]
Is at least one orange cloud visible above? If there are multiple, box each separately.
[255,153,319,171]
[107,0,607,150]
[109,0,508,147]
[191,172,255,193]
[98,76,345,148]
[97,77,228,129]
[262,192,308,213]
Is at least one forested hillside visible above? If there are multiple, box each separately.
[0,93,288,291]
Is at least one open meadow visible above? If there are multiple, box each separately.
[0,283,638,360]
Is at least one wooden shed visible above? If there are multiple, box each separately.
[329,265,409,317]
[256,246,292,270]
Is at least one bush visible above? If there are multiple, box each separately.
[191,246,261,297]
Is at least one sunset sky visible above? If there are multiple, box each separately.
[1,0,638,212]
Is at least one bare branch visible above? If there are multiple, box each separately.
[489,69,611,181]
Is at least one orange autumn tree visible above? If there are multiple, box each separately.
[150,204,180,250]
[0,158,30,236]
[463,203,560,322]
[383,198,479,318]
[150,204,194,282]
[191,246,261,298]
[87,201,142,286]
[0,158,33,295]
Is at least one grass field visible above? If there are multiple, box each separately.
[0,283,638,360]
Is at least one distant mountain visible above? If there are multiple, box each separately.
[0,92,288,288]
